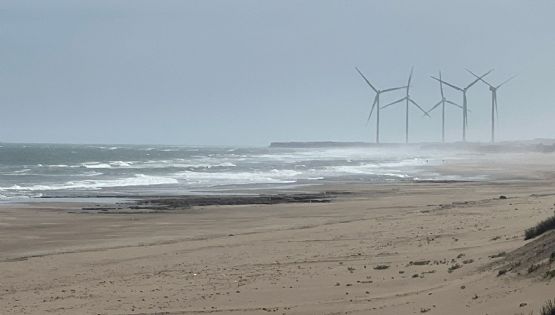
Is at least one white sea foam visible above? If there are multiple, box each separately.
[10,169,31,174]
[126,160,237,169]
[0,174,178,191]
[81,161,135,169]
[323,162,415,179]
[175,169,301,186]
[111,161,133,167]
[77,159,237,170]
[82,162,113,169]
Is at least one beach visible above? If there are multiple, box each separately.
[1,151,554,314]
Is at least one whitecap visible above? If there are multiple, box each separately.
[174,169,301,186]
[82,163,112,169]
[0,174,178,191]
[111,161,133,167]
[11,169,31,174]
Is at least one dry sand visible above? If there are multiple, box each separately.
[1,153,555,314]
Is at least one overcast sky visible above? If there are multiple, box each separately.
[1,0,554,145]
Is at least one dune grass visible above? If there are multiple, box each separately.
[540,298,555,315]
[524,214,555,240]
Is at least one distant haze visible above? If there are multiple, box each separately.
[1,0,554,145]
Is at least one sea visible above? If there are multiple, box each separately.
[0,143,476,201]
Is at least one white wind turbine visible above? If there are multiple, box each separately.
[426,71,463,143]
[466,69,517,143]
[381,67,430,143]
[355,67,406,144]
[431,69,493,142]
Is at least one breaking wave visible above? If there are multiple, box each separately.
[0,143,465,200]
[175,169,301,186]
[0,174,178,192]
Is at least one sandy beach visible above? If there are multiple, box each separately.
[1,153,555,314]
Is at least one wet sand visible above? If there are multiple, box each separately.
[1,153,555,314]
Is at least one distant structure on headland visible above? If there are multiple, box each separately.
[269,140,555,152]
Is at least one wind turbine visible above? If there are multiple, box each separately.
[467,69,517,143]
[382,67,430,144]
[431,69,493,142]
[355,67,406,144]
[426,71,463,143]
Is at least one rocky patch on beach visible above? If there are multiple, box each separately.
[80,192,340,213]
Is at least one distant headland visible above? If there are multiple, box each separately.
[269,139,555,153]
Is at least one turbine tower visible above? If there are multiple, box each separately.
[355,67,405,144]
[426,71,462,143]
[382,67,430,144]
[467,69,517,143]
[431,69,493,142]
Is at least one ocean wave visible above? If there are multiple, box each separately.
[81,162,113,169]
[0,174,178,192]
[78,160,237,170]
[0,146,460,197]
[111,161,133,167]
[325,164,412,179]
[175,169,301,186]
[119,160,238,169]
[83,171,103,177]
[0,193,43,200]
[5,169,32,175]
[168,162,237,169]
[81,161,135,169]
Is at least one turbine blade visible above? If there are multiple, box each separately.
[431,76,463,91]
[427,100,443,114]
[445,100,463,110]
[466,68,493,87]
[466,69,494,89]
[381,86,407,93]
[355,67,378,93]
[408,67,414,87]
[409,98,431,117]
[439,71,444,98]
[381,97,407,110]
[496,74,517,89]
[367,95,378,124]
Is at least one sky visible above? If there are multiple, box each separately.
[1,0,554,146]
